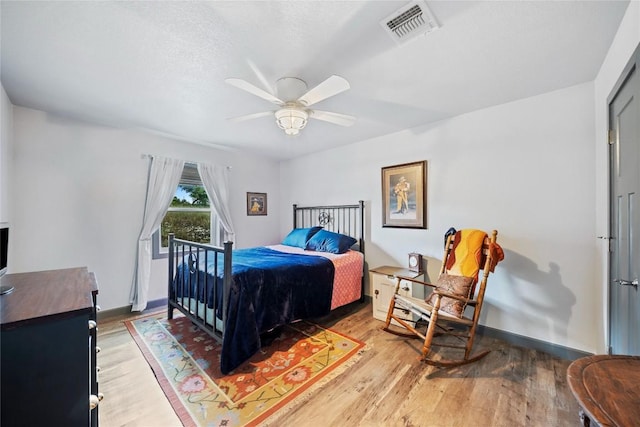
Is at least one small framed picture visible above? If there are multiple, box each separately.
[247,192,267,216]
[381,160,427,228]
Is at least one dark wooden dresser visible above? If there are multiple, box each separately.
[0,267,100,427]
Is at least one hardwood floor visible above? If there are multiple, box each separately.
[97,301,582,426]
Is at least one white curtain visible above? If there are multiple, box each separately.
[130,156,185,312]
[197,163,236,242]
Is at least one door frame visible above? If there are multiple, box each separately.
[606,42,640,354]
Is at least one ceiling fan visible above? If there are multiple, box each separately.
[225,75,356,135]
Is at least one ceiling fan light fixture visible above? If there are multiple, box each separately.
[275,107,308,135]
[226,74,354,133]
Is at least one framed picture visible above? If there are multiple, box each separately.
[247,192,267,216]
[381,160,427,228]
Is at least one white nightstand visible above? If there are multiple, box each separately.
[370,266,423,323]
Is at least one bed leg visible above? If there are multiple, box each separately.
[168,233,175,321]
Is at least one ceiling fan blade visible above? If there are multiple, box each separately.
[310,110,356,127]
[297,75,350,107]
[227,111,273,123]
[246,59,275,95]
[225,78,284,105]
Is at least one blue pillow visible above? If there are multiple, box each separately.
[282,226,323,248]
[305,229,357,254]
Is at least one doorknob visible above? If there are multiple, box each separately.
[614,279,638,289]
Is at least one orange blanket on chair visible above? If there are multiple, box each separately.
[444,229,488,284]
[445,229,504,285]
[488,242,504,272]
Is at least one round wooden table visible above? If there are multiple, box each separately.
[567,355,640,426]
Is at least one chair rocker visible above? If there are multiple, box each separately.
[382,229,502,368]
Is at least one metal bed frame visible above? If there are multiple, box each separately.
[167,200,365,344]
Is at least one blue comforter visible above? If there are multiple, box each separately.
[173,246,335,373]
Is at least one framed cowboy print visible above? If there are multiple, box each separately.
[381,161,427,228]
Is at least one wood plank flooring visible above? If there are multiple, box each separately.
[97,301,582,426]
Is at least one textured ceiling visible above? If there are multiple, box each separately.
[0,1,630,160]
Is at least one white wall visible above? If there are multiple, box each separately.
[0,84,12,223]
[11,106,282,310]
[280,82,598,354]
[594,1,640,352]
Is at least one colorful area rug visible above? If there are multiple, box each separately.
[126,315,365,427]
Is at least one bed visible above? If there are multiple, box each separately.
[167,201,365,374]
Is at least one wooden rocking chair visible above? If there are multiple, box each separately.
[382,229,503,367]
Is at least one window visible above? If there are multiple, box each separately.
[152,164,223,259]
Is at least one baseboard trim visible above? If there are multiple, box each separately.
[477,324,592,361]
[97,298,168,321]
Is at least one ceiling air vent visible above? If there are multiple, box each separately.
[381,1,439,45]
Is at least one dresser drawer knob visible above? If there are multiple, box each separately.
[88,320,97,330]
[89,393,104,409]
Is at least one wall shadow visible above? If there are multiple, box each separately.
[484,249,576,347]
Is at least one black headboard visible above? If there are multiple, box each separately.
[292,201,365,255]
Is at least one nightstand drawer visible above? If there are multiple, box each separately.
[376,273,413,290]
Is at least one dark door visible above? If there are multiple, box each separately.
[608,45,640,355]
